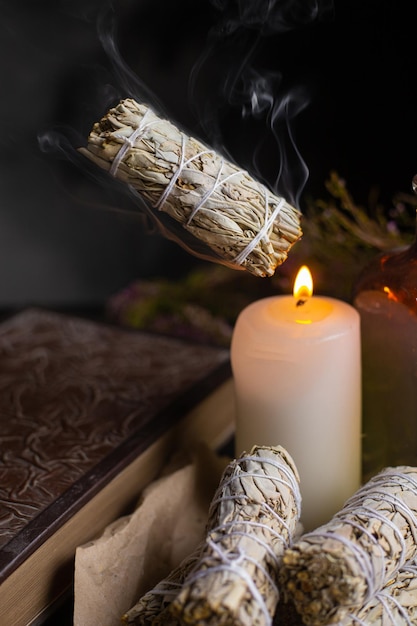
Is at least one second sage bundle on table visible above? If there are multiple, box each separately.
[123,445,302,626]
[280,466,417,626]
[168,445,301,626]
[79,98,302,278]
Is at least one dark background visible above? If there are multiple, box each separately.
[1,0,416,308]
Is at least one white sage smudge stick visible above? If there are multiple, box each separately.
[162,445,302,626]
[280,466,417,626]
[338,558,417,626]
[78,98,302,278]
[122,445,301,625]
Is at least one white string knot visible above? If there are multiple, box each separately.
[234,195,286,267]
[207,538,246,569]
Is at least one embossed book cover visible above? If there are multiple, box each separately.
[0,309,232,625]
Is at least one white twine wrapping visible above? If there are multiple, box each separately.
[211,456,302,507]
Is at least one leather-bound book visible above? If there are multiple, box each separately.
[0,309,233,626]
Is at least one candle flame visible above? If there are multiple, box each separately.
[293,265,313,302]
[383,286,399,302]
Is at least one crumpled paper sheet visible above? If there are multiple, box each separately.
[73,446,229,626]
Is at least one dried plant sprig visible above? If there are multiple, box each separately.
[79,98,302,278]
[304,172,415,252]
[280,466,417,626]
[161,445,302,626]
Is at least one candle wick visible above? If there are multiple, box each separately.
[296,298,308,307]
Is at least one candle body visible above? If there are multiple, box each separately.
[231,295,361,530]
[355,290,417,480]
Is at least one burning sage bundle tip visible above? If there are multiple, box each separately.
[280,466,417,626]
[164,445,302,626]
[79,98,302,278]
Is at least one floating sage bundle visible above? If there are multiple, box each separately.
[79,98,302,278]
[160,445,302,626]
[280,466,417,626]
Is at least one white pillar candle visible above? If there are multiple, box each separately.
[231,267,361,530]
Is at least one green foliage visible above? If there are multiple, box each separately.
[290,172,417,300]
